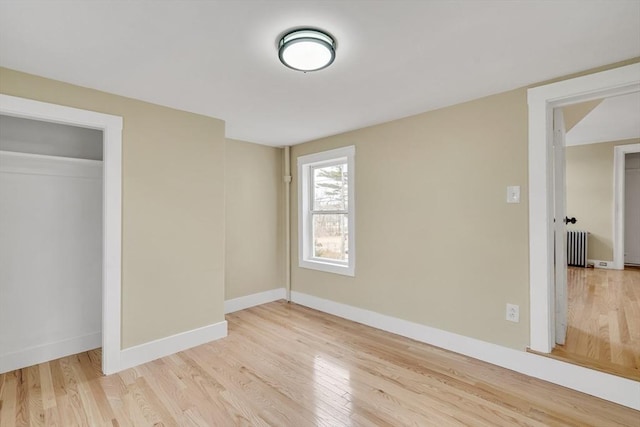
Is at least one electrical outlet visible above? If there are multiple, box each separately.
[506,303,519,323]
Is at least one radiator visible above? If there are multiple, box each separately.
[567,230,588,267]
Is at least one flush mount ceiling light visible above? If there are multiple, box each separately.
[278,28,336,72]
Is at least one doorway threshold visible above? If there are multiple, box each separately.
[527,347,640,382]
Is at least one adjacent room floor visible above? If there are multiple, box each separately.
[551,266,640,380]
[1,301,638,426]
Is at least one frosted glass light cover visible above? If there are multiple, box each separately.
[279,29,336,72]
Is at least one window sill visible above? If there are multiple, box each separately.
[299,259,355,277]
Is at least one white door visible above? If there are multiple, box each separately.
[625,154,640,265]
[554,108,568,346]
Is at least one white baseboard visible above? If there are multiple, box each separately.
[588,259,619,270]
[119,321,227,372]
[225,287,286,314]
[0,332,101,374]
[290,291,640,410]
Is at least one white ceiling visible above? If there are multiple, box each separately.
[566,92,640,146]
[0,1,639,147]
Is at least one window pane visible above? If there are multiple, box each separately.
[313,214,348,261]
[313,164,348,211]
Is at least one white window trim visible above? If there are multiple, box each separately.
[298,146,355,276]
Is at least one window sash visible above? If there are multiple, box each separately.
[310,160,348,212]
[310,212,348,263]
[310,209,347,215]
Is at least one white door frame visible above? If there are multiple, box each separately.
[614,143,640,269]
[527,63,640,353]
[0,94,123,374]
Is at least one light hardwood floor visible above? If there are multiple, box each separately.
[550,266,640,380]
[1,301,638,426]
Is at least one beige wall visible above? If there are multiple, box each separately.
[566,139,640,261]
[225,139,284,300]
[3,58,635,355]
[292,89,530,350]
[0,67,226,348]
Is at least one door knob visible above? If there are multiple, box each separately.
[564,216,577,224]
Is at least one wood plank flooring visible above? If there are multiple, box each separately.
[551,266,640,380]
[1,301,639,426]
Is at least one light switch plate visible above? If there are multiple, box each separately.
[507,186,520,203]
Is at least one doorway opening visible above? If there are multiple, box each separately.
[527,63,640,380]
[549,94,640,379]
[624,152,640,266]
[0,115,104,373]
[0,94,122,375]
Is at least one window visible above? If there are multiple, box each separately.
[298,146,355,276]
